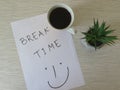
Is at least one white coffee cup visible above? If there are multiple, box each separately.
[47,3,75,34]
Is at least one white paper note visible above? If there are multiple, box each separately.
[11,14,85,90]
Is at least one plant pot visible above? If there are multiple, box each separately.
[80,39,104,50]
[80,39,95,50]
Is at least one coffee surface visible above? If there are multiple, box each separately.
[49,7,71,29]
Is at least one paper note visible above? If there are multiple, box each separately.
[11,14,84,90]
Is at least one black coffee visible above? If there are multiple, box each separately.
[49,7,71,29]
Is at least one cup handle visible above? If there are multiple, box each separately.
[67,27,77,35]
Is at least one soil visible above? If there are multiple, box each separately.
[88,41,103,47]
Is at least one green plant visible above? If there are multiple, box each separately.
[82,19,118,49]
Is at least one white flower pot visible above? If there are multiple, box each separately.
[80,38,104,51]
[80,39,95,50]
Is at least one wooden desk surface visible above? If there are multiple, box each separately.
[0,0,120,90]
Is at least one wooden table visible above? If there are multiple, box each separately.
[0,0,120,90]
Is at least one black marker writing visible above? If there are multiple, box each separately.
[19,27,49,45]
[54,39,61,47]
[48,43,55,51]
[44,27,49,34]
[33,39,61,59]
[38,31,44,37]
[41,48,46,55]
[46,62,69,89]
[26,35,34,42]
[32,32,38,40]
[33,49,40,58]
[19,38,27,45]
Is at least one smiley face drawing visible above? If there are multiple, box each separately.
[45,62,69,89]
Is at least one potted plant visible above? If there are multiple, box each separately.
[81,19,118,50]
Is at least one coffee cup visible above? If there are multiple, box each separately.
[47,3,75,34]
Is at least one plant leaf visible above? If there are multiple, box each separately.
[106,36,118,40]
[104,30,115,35]
[81,19,118,49]
[98,36,117,45]
[105,25,110,31]
[94,19,99,31]
[98,21,106,36]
